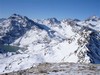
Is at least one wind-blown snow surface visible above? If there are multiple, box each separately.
[0,14,100,74]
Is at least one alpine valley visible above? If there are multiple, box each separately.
[0,14,100,74]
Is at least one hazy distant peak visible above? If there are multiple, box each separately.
[47,17,58,21]
[43,17,60,24]
[86,15,99,21]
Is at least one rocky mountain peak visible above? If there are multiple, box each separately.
[8,14,23,19]
[0,14,35,45]
[8,14,32,23]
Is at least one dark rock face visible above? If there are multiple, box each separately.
[87,31,100,64]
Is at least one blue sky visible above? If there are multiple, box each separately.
[0,0,100,20]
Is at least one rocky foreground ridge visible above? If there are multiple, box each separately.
[1,63,100,75]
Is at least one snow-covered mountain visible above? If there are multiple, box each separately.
[0,14,100,74]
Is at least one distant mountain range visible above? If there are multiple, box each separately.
[0,14,100,74]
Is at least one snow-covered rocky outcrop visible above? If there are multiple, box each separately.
[0,14,100,74]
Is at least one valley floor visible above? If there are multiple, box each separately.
[1,62,100,75]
